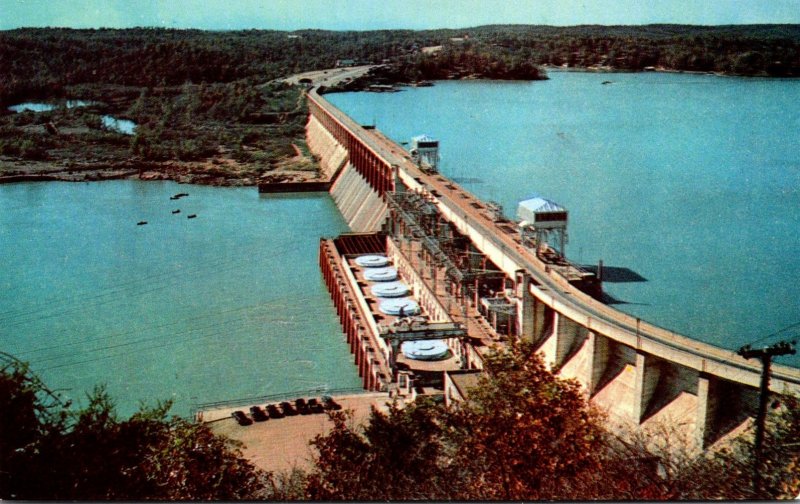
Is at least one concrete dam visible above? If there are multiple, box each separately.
[305,85,800,449]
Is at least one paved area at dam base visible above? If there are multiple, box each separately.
[206,393,390,473]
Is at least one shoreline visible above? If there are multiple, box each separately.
[0,158,326,188]
[4,63,795,189]
[542,64,800,79]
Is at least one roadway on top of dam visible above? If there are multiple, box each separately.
[306,84,800,393]
[281,64,378,87]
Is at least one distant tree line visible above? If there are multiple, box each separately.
[467,24,800,75]
[2,24,800,104]
[1,24,798,170]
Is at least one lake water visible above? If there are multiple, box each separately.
[7,102,136,135]
[0,181,362,417]
[327,71,800,367]
[102,115,137,135]
[8,100,94,113]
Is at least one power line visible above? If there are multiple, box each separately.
[746,321,800,347]
[736,339,797,497]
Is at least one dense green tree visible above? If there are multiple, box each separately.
[304,342,613,500]
[445,340,607,500]
[2,25,799,172]
[302,341,800,501]
[4,24,799,107]
[306,399,450,500]
[0,357,269,500]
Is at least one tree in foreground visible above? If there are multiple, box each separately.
[304,341,800,500]
[306,399,450,500]
[0,357,269,500]
[4,344,798,500]
[306,340,616,500]
[445,340,608,500]
[676,393,800,500]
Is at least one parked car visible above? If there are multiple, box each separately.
[231,410,252,426]
[308,398,325,414]
[266,403,284,419]
[295,398,311,415]
[321,395,342,411]
[280,401,298,416]
[250,405,268,422]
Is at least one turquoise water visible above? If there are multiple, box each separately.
[0,181,362,416]
[102,115,137,135]
[327,72,800,367]
[8,100,94,112]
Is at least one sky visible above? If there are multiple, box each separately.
[2,0,800,31]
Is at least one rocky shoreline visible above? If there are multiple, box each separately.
[0,157,325,188]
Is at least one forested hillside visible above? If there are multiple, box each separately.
[468,24,800,74]
[1,25,798,184]
[2,24,799,103]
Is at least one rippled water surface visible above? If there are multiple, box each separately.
[328,72,800,367]
[0,181,362,416]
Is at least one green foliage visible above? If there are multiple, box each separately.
[119,81,304,164]
[0,358,269,500]
[0,358,69,498]
[303,342,800,501]
[3,24,798,107]
[0,135,51,160]
[305,342,610,500]
[307,400,450,500]
[2,25,797,170]
[445,340,606,500]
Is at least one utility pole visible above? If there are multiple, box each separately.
[736,339,796,497]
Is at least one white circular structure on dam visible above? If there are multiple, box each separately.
[378,298,420,316]
[364,267,398,282]
[370,281,410,298]
[401,340,450,361]
[355,254,389,267]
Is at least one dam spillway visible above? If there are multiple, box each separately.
[306,85,800,449]
[307,112,388,231]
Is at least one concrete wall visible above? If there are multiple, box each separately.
[307,97,389,233]
[329,162,388,232]
[307,114,348,180]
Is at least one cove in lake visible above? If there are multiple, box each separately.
[8,101,136,135]
[102,115,137,135]
[327,71,800,367]
[0,181,362,417]
[8,100,95,113]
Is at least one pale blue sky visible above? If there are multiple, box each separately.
[2,0,800,31]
